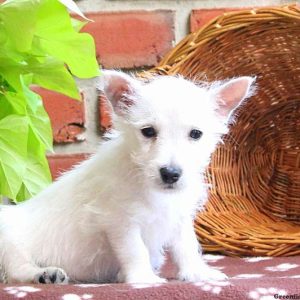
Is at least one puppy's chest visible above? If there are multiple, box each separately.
[140,203,186,246]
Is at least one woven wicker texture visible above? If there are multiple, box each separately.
[145,5,300,256]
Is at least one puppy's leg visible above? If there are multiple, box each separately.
[169,219,227,282]
[149,249,165,274]
[2,239,68,284]
[107,226,166,284]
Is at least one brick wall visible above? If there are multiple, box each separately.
[45,0,286,179]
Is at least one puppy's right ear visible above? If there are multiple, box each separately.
[98,70,140,116]
[212,76,256,122]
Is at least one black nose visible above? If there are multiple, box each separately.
[160,167,182,184]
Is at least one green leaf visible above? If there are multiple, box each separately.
[34,0,99,78]
[27,100,53,152]
[0,95,11,120]
[0,115,29,199]
[38,33,99,78]
[21,76,53,151]
[71,17,87,32]
[0,56,80,100]
[0,0,99,201]
[27,57,81,99]
[0,58,24,91]
[16,127,51,201]
[0,23,8,44]
[0,0,39,52]
[0,91,27,118]
[0,77,53,152]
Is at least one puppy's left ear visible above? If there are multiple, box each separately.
[98,70,141,116]
[213,76,256,121]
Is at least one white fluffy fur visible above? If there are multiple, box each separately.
[0,71,255,284]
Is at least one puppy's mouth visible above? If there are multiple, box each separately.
[164,183,176,190]
[160,182,182,191]
[154,179,179,191]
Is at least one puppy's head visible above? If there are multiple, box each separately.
[101,70,255,191]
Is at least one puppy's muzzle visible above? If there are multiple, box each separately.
[160,167,182,184]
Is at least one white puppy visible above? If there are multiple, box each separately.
[0,71,255,284]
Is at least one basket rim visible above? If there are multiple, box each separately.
[147,4,300,76]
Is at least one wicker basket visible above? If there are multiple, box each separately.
[145,4,300,256]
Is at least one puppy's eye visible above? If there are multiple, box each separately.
[141,127,157,138]
[189,129,203,140]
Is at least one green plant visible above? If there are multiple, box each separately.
[0,0,99,202]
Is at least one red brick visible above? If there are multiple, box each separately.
[47,153,90,180]
[98,93,112,133]
[32,87,85,144]
[190,8,245,32]
[81,10,175,68]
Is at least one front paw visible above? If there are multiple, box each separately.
[178,266,227,282]
[125,272,167,284]
[33,267,69,284]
